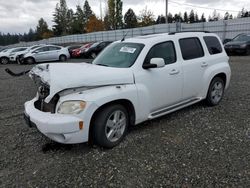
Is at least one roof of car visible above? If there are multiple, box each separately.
[124,32,218,45]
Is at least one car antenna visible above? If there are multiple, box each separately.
[121,31,130,42]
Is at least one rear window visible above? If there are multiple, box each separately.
[179,37,204,60]
[204,36,222,55]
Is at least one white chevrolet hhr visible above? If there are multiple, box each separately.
[24,32,231,148]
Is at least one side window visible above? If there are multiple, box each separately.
[179,37,204,60]
[49,46,61,51]
[144,41,176,65]
[203,36,222,55]
[36,47,49,52]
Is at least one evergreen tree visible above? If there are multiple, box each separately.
[52,0,69,36]
[70,5,85,34]
[124,8,138,28]
[183,11,188,23]
[66,9,74,34]
[83,0,93,24]
[194,12,199,23]
[116,0,123,29]
[201,13,206,22]
[36,18,49,39]
[167,13,173,23]
[107,0,124,30]
[156,15,166,24]
[108,0,116,29]
[224,12,230,20]
[103,14,111,30]
[189,10,195,23]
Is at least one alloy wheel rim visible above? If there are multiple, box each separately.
[211,81,223,104]
[1,58,8,64]
[105,110,126,142]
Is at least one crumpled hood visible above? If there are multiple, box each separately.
[29,63,134,102]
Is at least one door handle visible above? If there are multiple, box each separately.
[169,69,180,75]
[201,62,208,67]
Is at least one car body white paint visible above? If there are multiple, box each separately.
[24,32,231,144]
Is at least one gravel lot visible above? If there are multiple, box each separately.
[0,57,250,187]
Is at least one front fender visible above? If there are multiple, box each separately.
[59,84,141,123]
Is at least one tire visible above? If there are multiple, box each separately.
[93,104,129,148]
[206,77,225,106]
[59,55,67,62]
[26,57,35,65]
[17,58,21,65]
[0,57,9,64]
[91,52,97,59]
[246,47,250,56]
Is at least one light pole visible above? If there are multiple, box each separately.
[166,0,168,23]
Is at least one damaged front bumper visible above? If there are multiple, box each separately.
[24,98,90,144]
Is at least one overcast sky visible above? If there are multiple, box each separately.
[0,0,249,34]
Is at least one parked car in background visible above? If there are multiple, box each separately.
[24,32,231,148]
[0,47,8,52]
[66,45,82,57]
[224,33,250,55]
[71,43,93,58]
[82,41,113,58]
[21,45,70,64]
[0,47,27,64]
[15,45,45,64]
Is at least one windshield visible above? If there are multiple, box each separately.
[91,42,100,48]
[233,34,250,42]
[12,48,27,52]
[93,42,145,68]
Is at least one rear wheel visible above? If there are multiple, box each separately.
[26,57,35,64]
[0,57,9,64]
[206,77,225,106]
[59,55,67,62]
[93,104,129,148]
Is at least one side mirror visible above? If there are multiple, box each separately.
[32,51,38,54]
[143,58,165,69]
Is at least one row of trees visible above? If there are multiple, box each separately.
[1,0,250,46]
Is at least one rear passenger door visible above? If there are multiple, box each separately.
[47,46,61,61]
[179,37,207,100]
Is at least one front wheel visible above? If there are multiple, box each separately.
[26,57,35,64]
[206,77,225,106]
[93,104,129,148]
[0,57,9,64]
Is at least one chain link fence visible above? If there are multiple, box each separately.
[8,17,250,48]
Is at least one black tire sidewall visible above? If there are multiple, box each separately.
[59,55,67,62]
[206,77,225,106]
[93,104,129,148]
[26,57,35,64]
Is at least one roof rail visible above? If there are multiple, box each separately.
[168,31,210,35]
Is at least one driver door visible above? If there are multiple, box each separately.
[135,41,183,114]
